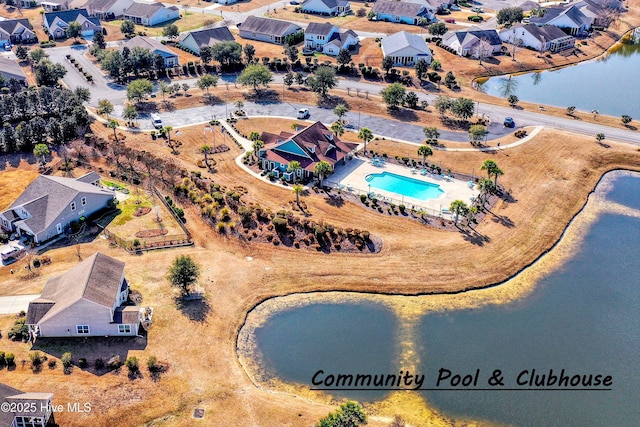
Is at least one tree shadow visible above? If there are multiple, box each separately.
[460,228,491,246]
[174,296,211,323]
[488,211,515,228]
[324,194,345,207]
[389,108,419,122]
[316,95,349,109]
[597,141,611,148]
[161,100,176,112]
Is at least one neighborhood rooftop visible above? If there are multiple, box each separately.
[26,252,126,325]
[241,16,302,36]
[178,26,235,46]
[123,2,178,18]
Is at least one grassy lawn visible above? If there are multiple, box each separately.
[108,13,221,38]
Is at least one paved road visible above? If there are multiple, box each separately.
[0,294,39,315]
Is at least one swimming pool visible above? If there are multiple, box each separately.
[365,172,444,201]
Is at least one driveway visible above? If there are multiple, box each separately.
[0,294,39,315]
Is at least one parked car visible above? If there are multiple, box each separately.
[1,245,25,262]
[151,113,163,129]
[449,5,461,11]
[504,117,515,128]
[290,0,300,4]
[297,108,310,119]
[3,44,11,51]
[445,18,456,23]
[471,7,484,13]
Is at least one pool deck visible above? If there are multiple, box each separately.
[331,157,479,216]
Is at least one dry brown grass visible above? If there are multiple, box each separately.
[0,122,638,426]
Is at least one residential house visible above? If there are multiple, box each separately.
[26,252,141,338]
[0,57,28,84]
[530,5,593,35]
[85,0,134,19]
[575,0,624,27]
[217,0,238,5]
[441,28,502,57]
[39,0,73,12]
[178,26,235,56]
[122,2,180,26]
[372,1,434,26]
[304,22,358,55]
[500,23,575,52]
[43,9,101,39]
[0,19,37,47]
[381,30,432,66]
[239,16,303,45]
[121,35,179,67]
[0,383,55,427]
[0,172,114,244]
[258,121,358,181]
[300,0,351,16]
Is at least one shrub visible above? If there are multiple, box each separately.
[147,356,159,372]
[61,352,73,368]
[95,358,105,369]
[0,351,5,367]
[360,194,367,203]
[48,359,57,369]
[125,356,139,372]
[29,351,43,367]
[78,358,88,368]
[4,353,15,366]
[272,216,288,232]
[8,318,29,342]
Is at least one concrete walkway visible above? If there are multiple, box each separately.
[0,294,39,315]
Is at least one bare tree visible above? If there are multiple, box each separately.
[473,38,493,66]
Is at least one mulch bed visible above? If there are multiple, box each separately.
[135,229,169,238]
[133,207,152,217]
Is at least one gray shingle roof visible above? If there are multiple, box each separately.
[446,28,502,46]
[85,0,122,12]
[505,23,569,42]
[122,35,175,57]
[0,57,27,81]
[179,26,235,47]
[27,252,126,325]
[113,305,140,324]
[372,1,426,16]
[75,171,101,184]
[0,18,33,35]
[6,175,114,237]
[123,2,177,19]
[381,30,429,56]
[241,16,302,37]
[302,0,349,9]
[305,22,335,36]
[530,5,591,27]
[43,9,100,28]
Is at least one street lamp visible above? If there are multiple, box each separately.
[358,104,362,131]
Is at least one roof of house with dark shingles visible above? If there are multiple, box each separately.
[504,23,571,42]
[26,253,126,325]
[240,16,302,37]
[0,18,33,35]
[372,1,426,17]
[305,22,335,36]
[43,9,100,28]
[178,26,235,47]
[444,28,502,46]
[5,175,114,236]
[75,171,101,184]
[382,30,429,56]
[530,5,591,27]
[85,0,123,12]
[260,121,358,172]
[113,305,140,324]
[302,0,350,10]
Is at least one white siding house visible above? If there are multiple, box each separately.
[122,2,180,26]
[381,31,431,66]
[26,253,141,338]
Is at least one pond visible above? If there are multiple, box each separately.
[478,41,640,118]
[250,171,640,426]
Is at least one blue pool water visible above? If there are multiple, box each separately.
[365,172,444,201]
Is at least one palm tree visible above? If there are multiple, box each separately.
[252,139,264,158]
[288,160,301,182]
[201,144,212,164]
[477,178,496,206]
[333,104,348,124]
[466,206,478,227]
[314,160,332,186]
[163,125,173,145]
[450,199,468,226]
[292,184,303,206]
[107,119,119,142]
[417,145,433,166]
[33,143,49,164]
[358,127,374,155]
[331,122,345,137]
[481,159,504,186]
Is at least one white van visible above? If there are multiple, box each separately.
[151,114,163,129]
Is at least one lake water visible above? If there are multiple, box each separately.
[251,172,640,426]
[478,42,640,118]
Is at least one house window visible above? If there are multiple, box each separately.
[70,202,76,211]
[119,324,132,334]
[81,197,87,206]
[14,417,45,427]
[56,223,62,234]
[76,325,90,334]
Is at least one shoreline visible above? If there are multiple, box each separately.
[236,169,640,426]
